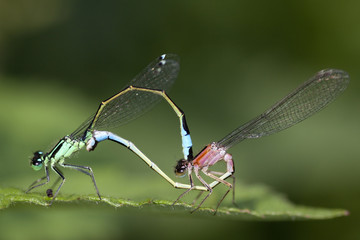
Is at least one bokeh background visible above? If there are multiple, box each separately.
[1,0,359,239]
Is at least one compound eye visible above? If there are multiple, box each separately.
[31,151,44,171]
[174,159,188,177]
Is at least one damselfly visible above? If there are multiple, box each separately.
[27,54,209,204]
[173,69,349,212]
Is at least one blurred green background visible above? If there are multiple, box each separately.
[1,0,359,239]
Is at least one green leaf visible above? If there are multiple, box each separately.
[0,184,348,220]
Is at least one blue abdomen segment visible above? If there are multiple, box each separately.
[181,127,193,160]
[86,131,131,151]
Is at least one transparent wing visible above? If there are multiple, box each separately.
[70,54,180,140]
[217,69,349,149]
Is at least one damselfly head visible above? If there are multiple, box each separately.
[174,159,188,177]
[31,151,44,171]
